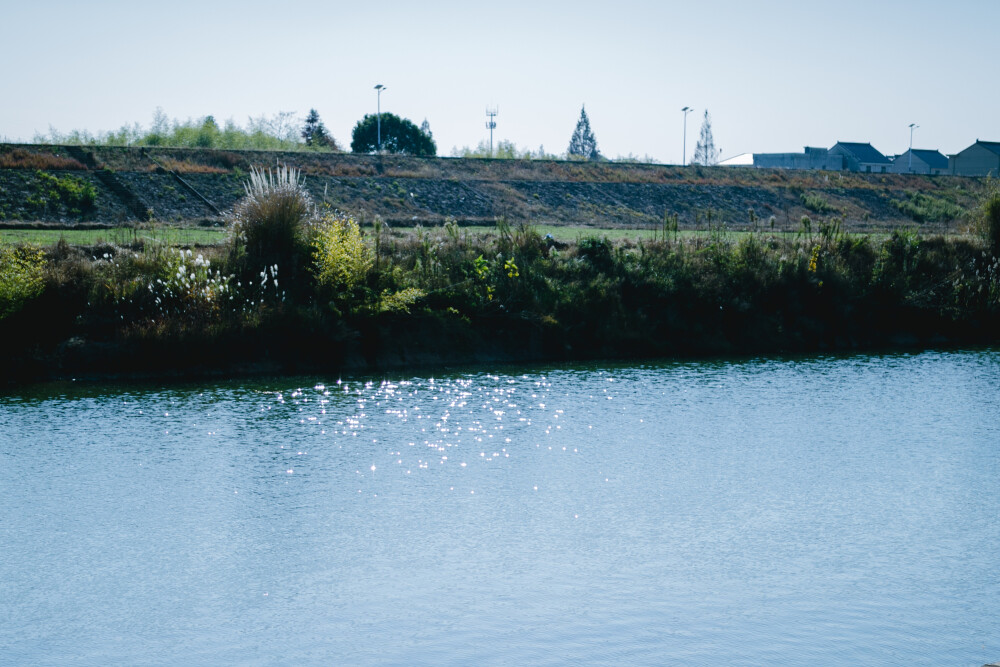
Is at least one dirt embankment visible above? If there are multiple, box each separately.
[0,144,987,232]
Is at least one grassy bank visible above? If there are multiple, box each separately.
[0,223,889,247]
[1,144,988,232]
[0,226,226,246]
[2,168,999,384]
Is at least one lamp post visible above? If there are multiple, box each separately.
[681,106,692,166]
[374,84,386,152]
[486,107,498,157]
[908,123,918,173]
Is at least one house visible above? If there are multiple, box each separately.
[719,146,845,170]
[949,140,1000,177]
[828,142,892,173]
[889,149,949,175]
[753,146,845,170]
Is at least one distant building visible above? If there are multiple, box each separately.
[949,140,1000,177]
[828,142,891,173]
[719,146,844,170]
[889,149,949,175]
[718,153,754,166]
[755,146,845,170]
[719,143,895,172]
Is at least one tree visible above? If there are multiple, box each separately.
[692,110,718,166]
[302,109,336,149]
[420,118,432,139]
[350,113,436,156]
[194,115,219,147]
[567,105,600,160]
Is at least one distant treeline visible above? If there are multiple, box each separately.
[34,109,330,152]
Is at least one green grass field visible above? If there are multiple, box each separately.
[0,224,701,246]
[423,224,843,242]
[0,227,228,246]
[0,223,906,247]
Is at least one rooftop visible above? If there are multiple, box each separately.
[832,142,890,164]
[906,149,949,170]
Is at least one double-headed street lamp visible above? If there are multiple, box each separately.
[908,123,919,173]
[681,106,692,166]
[374,84,386,152]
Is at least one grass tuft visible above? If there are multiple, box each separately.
[228,164,318,293]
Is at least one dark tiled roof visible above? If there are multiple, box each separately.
[975,141,1000,156]
[909,149,948,169]
[831,142,890,164]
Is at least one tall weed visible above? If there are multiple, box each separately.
[229,164,318,293]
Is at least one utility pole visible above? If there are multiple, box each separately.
[681,106,692,166]
[908,123,918,173]
[485,107,498,157]
[374,84,386,152]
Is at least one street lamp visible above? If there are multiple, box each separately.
[374,84,386,152]
[908,123,918,173]
[681,107,692,166]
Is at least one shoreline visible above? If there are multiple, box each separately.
[5,313,996,388]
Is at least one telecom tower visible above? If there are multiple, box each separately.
[485,107,498,157]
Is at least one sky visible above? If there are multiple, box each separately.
[2,0,998,163]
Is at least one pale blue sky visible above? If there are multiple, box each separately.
[2,0,997,162]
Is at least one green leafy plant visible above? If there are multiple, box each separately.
[800,192,836,214]
[0,244,46,319]
[890,191,965,223]
[312,212,373,293]
[30,171,97,215]
[973,184,1000,256]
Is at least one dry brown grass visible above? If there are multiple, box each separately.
[326,163,378,177]
[158,158,228,174]
[0,148,86,170]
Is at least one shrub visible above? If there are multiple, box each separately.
[890,191,965,223]
[576,236,614,271]
[800,192,836,214]
[312,212,373,293]
[29,171,97,215]
[0,244,46,319]
[228,164,318,291]
[976,187,1000,256]
[379,286,425,313]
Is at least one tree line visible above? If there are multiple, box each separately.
[32,105,720,165]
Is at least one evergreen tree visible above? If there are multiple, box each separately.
[692,110,718,166]
[420,118,432,139]
[302,108,336,148]
[567,105,600,160]
[351,113,436,156]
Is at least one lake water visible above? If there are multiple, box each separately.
[2,350,999,666]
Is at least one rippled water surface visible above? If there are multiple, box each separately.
[2,350,1000,665]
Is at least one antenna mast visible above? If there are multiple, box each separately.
[485,107,498,157]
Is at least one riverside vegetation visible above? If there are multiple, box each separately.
[2,167,999,383]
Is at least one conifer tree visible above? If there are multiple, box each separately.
[420,118,433,139]
[567,105,600,160]
[692,110,718,166]
[302,108,336,148]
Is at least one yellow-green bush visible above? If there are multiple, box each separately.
[379,287,426,313]
[0,245,46,319]
[312,212,373,291]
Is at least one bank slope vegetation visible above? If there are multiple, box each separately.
[0,144,990,233]
[2,167,999,384]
